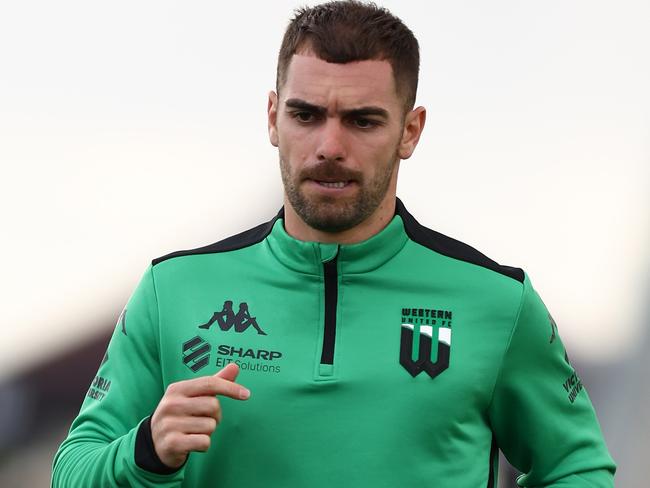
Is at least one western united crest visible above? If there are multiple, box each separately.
[399,307,452,378]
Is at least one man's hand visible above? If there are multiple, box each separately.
[151,362,250,469]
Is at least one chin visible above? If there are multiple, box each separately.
[302,203,368,233]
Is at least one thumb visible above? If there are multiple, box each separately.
[214,362,240,382]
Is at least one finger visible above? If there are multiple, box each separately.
[182,396,220,418]
[168,375,250,400]
[154,395,218,422]
[169,432,212,454]
[165,416,218,435]
[185,433,212,453]
[188,375,250,400]
[214,362,240,382]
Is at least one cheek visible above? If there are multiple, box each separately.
[278,129,313,166]
[359,137,398,168]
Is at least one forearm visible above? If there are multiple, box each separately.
[51,419,185,488]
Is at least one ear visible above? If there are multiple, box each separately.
[398,106,426,160]
[268,91,279,147]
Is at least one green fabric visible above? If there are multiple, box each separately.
[52,212,615,487]
[51,267,185,486]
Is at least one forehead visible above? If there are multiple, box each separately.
[282,54,400,110]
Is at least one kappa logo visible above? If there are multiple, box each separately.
[399,307,453,379]
[182,336,211,372]
[198,300,267,335]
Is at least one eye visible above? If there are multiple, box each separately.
[292,111,315,123]
[352,117,378,129]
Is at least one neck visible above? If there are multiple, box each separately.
[283,192,397,245]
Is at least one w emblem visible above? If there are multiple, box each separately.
[399,324,451,378]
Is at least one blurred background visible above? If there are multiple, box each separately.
[0,0,648,486]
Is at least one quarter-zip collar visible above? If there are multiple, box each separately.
[266,205,408,275]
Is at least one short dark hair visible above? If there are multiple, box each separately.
[276,1,420,110]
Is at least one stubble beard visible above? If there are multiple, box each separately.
[279,151,399,234]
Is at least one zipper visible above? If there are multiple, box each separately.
[320,250,339,365]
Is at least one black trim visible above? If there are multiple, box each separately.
[152,208,284,266]
[395,199,525,283]
[320,251,339,365]
[486,435,498,488]
[134,416,185,475]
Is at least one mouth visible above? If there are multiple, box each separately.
[314,180,351,189]
[304,178,357,194]
[300,163,361,194]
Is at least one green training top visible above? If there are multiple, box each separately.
[52,199,616,487]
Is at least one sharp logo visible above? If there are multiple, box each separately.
[182,336,211,372]
[399,307,453,379]
[198,300,267,335]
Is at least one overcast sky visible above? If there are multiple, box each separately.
[1,0,648,380]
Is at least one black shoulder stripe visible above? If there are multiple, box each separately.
[152,208,283,266]
[396,199,525,283]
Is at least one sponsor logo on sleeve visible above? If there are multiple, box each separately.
[87,375,111,401]
[563,371,584,404]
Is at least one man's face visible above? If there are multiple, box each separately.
[268,53,414,234]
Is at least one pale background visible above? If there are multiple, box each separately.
[0,1,648,486]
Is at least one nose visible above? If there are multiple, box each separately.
[316,118,346,162]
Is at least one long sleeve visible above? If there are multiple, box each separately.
[51,265,186,487]
[488,274,616,487]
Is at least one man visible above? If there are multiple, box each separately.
[52,2,616,487]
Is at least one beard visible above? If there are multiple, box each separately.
[279,150,399,234]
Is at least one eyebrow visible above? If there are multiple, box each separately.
[284,98,389,119]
